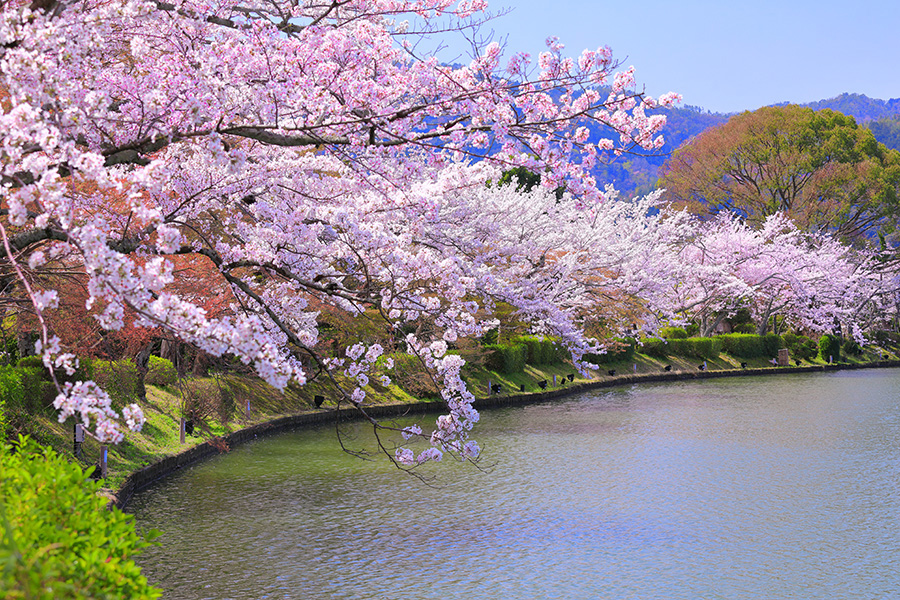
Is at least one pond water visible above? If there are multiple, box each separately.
[128,369,900,599]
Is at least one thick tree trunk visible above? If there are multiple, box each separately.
[134,342,153,401]
[191,350,209,377]
[160,338,186,379]
[702,314,725,337]
[16,330,33,359]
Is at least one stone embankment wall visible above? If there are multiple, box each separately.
[112,360,900,510]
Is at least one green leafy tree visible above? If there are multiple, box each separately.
[0,437,161,599]
[660,105,900,243]
[867,116,900,152]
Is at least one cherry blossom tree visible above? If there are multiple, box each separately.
[419,181,696,352]
[0,0,681,463]
[663,213,884,338]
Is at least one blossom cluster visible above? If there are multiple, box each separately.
[53,381,145,444]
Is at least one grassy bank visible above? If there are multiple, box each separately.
[16,371,427,491]
[12,342,896,494]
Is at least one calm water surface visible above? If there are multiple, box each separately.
[128,370,900,599]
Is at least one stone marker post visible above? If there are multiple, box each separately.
[777,348,790,366]
[74,423,84,459]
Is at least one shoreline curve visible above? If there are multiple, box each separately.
[111,360,900,510]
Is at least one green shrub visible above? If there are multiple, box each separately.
[513,336,561,365]
[479,328,499,345]
[0,366,18,439]
[818,334,841,362]
[585,338,636,364]
[781,333,819,360]
[90,360,141,409]
[659,327,688,339]
[783,334,818,361]
[639,338,669,357]
[798,339,818,360]
[718,333,782,358]
[1,335,17,366]
[842,339,862,356]
[0,366,24,415]
[484,343,527,374]
[144,356,178,386]
[718,333,766,357]
[16,367,54,412]
[15,355,44,370]
[763,334,783,358]
[14,358,55,412]
[15,355,92,386]
[640,337,721,359]
[674,337,722,359]
[0,436,161,599]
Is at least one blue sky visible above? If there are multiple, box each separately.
[455,0,900,114]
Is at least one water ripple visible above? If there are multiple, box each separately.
[129,370,900,599]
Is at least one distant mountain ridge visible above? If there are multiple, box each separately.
[796,93,900,122]
[603,93,900,196]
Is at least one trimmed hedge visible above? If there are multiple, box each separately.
[675,337,722,359]
[15,355,44,370]
[513,336,561,366]
[718,333,766,358]
[640,338,667,357]
[763,334,783,358]
[659,327,688,339]
[818,334,841,362]
[641,336,721,359]
[16,356,77,412]
[16,367,56,412]
[484,343,527,374]
[718,333,783,358]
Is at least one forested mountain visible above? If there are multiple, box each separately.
[867,117,900,151]
[603,93,900,196]
[802,93,900,122]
